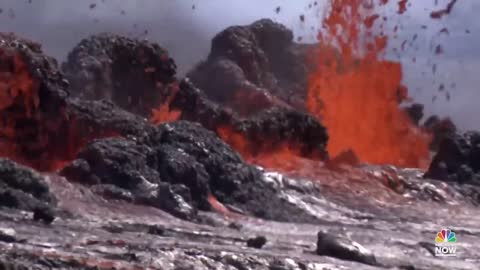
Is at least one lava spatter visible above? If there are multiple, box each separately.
[307,0,431,168]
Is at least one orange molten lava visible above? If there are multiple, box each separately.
[308,0,431,168]
[150,83,182,124]
[216,126,320,171]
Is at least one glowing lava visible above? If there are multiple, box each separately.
[307,0,431,168]
[150,83,182,124]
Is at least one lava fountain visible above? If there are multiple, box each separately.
[307,0,431,168]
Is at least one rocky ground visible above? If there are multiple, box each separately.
[1,19,480,270]
[0,161,479,269]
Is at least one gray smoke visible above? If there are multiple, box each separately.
[0,0,478,130]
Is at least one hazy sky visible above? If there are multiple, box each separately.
[0,0,478,130]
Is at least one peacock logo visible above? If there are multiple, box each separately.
[435,229,457,257]
[435,229,457,243]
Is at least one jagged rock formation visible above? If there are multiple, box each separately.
[61,121,322,222]
[0,159,56,216]
[62,33,177,117]
[187,19,314,114]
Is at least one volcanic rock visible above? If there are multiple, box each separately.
[146,121,322,222]
[403,103,424,126]
[33,206,55,224]
[423,115,457,151]
[188,19,313,113]
[61,121,320,222]
[144,121,263,209]
[232,107,329,159]
[59,137,198,219]
[169,78,235,130]
[246,236,267,249]
[0,158,56,214]
[171,79,329,161]
[316,231,377,266]
[0,32,156,170]
[0,33,69,169]
[0,228,16,243]
[425,131,480,185]
[91,184,135,202]
[63,33,177,117]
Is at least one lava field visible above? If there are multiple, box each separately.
[0,1,479,269]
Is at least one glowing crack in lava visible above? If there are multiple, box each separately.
[307,0,431,168]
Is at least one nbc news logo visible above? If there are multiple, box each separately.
[435,229,457,257]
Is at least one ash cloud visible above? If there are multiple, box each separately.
[0,0,478,130]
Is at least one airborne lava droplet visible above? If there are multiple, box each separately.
[430,0,458,19]
[398,0,408,14]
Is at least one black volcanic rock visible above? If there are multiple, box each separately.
[188,19,312,113]
[63,33,177,117]
[403,103,424,126]
[0,158,56,214]
[423,115,457,151]
[33,206,56,224]
[0,228,17,243]
[170,79,235,131]
[234,107,329,159]
[144,121,258,205]
[60,137,196,219]
[66,98,152,138]
[146,121,323,222]
[61,121,320,222]
[425,131,480,185]
[246,236,267,249]
[316,231,377,266]
[170,80,329,161]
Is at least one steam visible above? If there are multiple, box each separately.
[0,0,478,130]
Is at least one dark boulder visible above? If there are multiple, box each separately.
[0,228,17,243]
[152,145,211,209]
[423,115,457,151]
[62,33,177,117]
[0,158,57,215]
[246,236,267,249]
[425,131,480,185]
[316,231,377,266]
[33,206,56,224]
